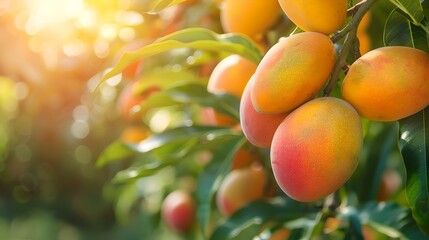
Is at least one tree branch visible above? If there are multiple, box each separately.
[323,0,378,97]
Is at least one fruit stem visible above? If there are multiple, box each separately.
[323,0,378,97]
[347,0,366,17]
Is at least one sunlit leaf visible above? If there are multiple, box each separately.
[112,126,238,183]
[149,0,187,13]
[140,83,240,120]
[98,28,263,88]
[112,157,180,183]
[196,135,245,236]
[129,125,234,154]
[398,107,429,235]
[133,68,199,95]
[96,140,134,167]
[384,8,429,52]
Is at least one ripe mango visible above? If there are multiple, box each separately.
[278,0,347,35]
[251,32,335,114]
[216,166,269,216]
[208,55,257,98]
[342,46,429,122]
[271,97,362,202]
[207,54,257,125]
[240,80,287,148]
[221,0,281,39]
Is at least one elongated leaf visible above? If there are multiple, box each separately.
[140,83,240,120]
[384,8,429,52]
[133,68,199,94]
[398,107,429,234]
[210,198,312,240]
[149,0,187,13]
[112,140,198,183]
[96,140,134,167]
[112,126,238,183]
[112,157,179,183]
[99,28,263,87]
[196,135,245,236]
[388,0,424,23]
[130,125,232,153]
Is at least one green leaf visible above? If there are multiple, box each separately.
[133,68,199,94]
[388,0,424,23]
[196,135,245,236]
[384,8,429,52]
[99,28,263,88]
[96,140,134,167]
[115,182,139,224]
[351,122,397,202]
[140,83,240,120]
[129,125,234,153]
[112,158,178,183]
[357,201,427,239]
[111,126,238,183]
[149,0,187,13]
[398,107,429,235]
[210,198,312,240]
[423,0,429,19]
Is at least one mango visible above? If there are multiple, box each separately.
[162,190,195,232]
[342,46,429,122]
[207,54,257,125]
[240,80,287,148]
[216,166,270,216]
[221,0,281,39]
[231,148,262,169]
[278,0,347,35]
[251,32,335,114]
[357,13,372,55]
[208,54,257,98]
[271,97,362,202]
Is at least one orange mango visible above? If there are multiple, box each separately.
[251,32,335,114]
[271,97,362,202]
[342,46,429,122]
[278,0,347,35]
[221,0,281,39]
[216,166,270,216]
[240,80,287,148]
[207,54,257,125]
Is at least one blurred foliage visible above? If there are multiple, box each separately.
[0,0,428,239]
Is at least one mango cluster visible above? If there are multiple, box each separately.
[236,1,429,202]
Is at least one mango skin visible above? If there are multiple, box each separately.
[221,0,281,39]
[240,80,287,148]
[278,0,346,35]
[208,55,257,98]
[207,54,257,125]
[271,97,362,202]
[162,191,195,232]
[216,167,268,216]
[342,46,429,122]
[251,32,335,114]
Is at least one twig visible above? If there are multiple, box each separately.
[323,0,378,97]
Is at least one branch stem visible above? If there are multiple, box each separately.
[324,0,378,97]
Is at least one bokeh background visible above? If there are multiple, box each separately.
[0,0,212,238]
